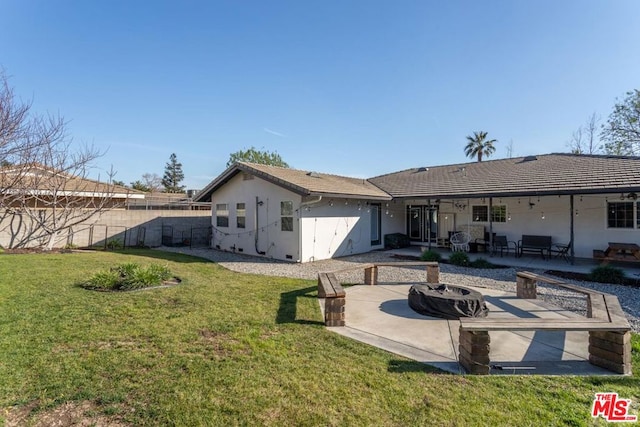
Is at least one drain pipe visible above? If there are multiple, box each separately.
[297,196,323,262]
[255,196,266,255]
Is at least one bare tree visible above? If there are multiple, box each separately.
[142,172,163,192]
[567,113,601,154]
[0,70,118,249]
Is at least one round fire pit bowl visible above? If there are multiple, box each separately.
[408,283,489,319]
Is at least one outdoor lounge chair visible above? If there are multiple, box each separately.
[450,231,471,252]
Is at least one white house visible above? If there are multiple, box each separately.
[195,154,640,262]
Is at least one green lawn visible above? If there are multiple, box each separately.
[1,250,638,426]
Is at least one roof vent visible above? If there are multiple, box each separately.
[306,172,321,178]
[416,167,428,172]
[522,155,538,162]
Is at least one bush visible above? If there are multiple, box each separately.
[589,265,626,284]
[470,258,495,269]
[448,251,470,267]
[420,250,442,262]
[81,263,174,291]
[106,239,123,250]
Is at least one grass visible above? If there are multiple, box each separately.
[0,249,638,426]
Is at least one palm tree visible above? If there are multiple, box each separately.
[464,131,497,162]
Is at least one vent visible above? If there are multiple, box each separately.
[242,173,254,180]
[522,155,538,162]
[238,248,243,252]
[416,167,428,172]
[306,172,321,178]
[285,254,293,259]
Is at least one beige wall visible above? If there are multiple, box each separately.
[0,209,211,249]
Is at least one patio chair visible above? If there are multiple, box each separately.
[549,241,572,263]
[490,235,517,257]
[450,231,471,252]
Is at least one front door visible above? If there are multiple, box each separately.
[407,206,438,243]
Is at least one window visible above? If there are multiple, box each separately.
[281,201,293,232]
[608,202,634,228]
[472,205,506,222]
[490,205,507,223]
[472,206,488,222]
[216,203,229,227]
[370,203,381,245]
[236,203,246,228]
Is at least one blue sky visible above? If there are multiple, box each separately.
[1,1,639,189]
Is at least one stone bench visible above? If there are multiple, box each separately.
[459,272,632,375]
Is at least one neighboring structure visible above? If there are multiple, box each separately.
[195,153,640,263]
[0,164,211,249]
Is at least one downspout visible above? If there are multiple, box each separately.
[255,196,266,255]
[298,196,323,262]
[570,194,575,265]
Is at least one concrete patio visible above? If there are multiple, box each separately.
[321,272,629,376]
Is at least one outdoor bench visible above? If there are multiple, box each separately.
[317,272,346,326]
[517,235,552,259]
[458,272,632,375]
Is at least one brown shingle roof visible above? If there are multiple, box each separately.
[195,162,392,202]
[369,153,640,198]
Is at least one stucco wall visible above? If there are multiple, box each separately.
[209,173,302,261]
[402,195,640,259]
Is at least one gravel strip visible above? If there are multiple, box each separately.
[158,247,639,332]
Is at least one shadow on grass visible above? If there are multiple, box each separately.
[276,286,324,325]
[89,248,216,264]
[387,359,450,374]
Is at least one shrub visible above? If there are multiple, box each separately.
[470,258,495,269]
[81,263,174,291]
[85,270,121,290]
[420,250,442,262]
[448,251,470,267]
[589,265,626,284]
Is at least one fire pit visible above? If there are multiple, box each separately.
[408,283,489,319]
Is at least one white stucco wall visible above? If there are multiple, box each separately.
[404,195,640,259]
[210,173,302,261]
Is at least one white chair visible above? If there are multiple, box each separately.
[450,232,471,252]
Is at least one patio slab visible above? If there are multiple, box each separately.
[322,283,619,375]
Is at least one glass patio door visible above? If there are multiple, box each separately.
[408,206,438,243]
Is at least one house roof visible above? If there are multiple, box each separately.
[194,162,393,202]
[369,153,640,199]
[0,164,144,198]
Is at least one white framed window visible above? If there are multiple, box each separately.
[236,203,246,228]
[607,202,634,229]
[216,203,229,227]
[472,205,506,223]
[281,201,293,232]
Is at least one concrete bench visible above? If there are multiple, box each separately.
[517,235,552,259]
[459,272,632,375]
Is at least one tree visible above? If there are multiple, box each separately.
[112,179,126,187]
[0,70,117,249]
[162,153,185,193]
[567,112,601,154]
[130,173,162,193]
[142,172,162,192]
[601,89,640,155]
[226,146,289,168]
[130,180,150,192]
[464,131,497,162]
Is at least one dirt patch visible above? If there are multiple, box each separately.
[5,400,130,427]
[0,248,74,255]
